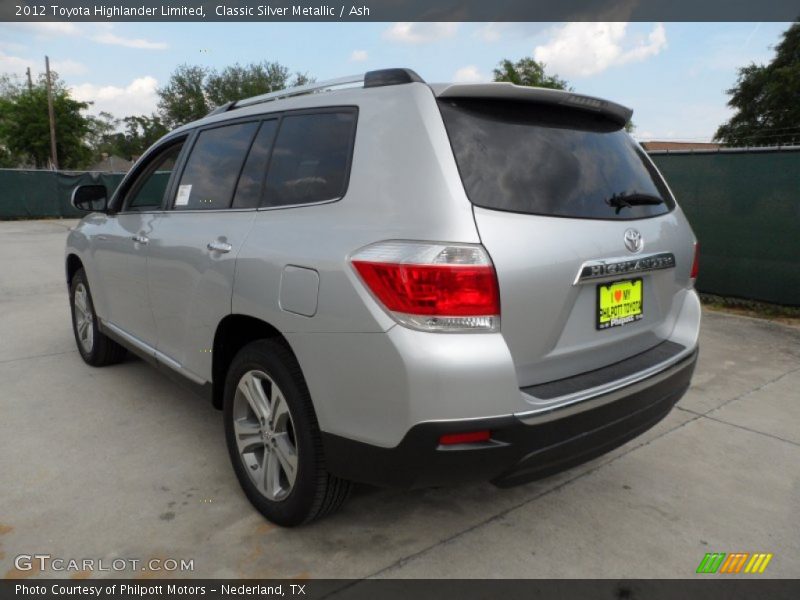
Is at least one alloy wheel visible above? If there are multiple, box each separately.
[232,370,298,501]
[73,283,94,353]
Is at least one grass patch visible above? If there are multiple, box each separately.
[700,293,800,326]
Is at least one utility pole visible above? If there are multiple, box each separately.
[45,56,58,170]
[25,67,33,93]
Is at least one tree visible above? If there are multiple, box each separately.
[158,61,313,128]
[119,114,169,159]
[85,111,119,159]
[493,58,570,90]
[0,146,14,168]
[715,22,800,146]
[86,113,169,162]
[206,62,292,106]
[0,72,93,168]
[157,64,210,128]
[0,76,16,167]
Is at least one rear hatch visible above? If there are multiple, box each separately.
[436,86,695,387]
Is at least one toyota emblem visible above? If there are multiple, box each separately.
[623,229,644,253]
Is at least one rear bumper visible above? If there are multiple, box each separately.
[322,347,697,488]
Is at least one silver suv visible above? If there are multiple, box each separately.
[66,68,700,526]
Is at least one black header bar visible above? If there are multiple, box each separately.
[3,0,800,22]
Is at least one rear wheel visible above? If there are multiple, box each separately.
[223,339,351,526]
[69,268,126,366]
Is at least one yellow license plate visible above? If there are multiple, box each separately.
[597,279,643,330]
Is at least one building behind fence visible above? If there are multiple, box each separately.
[1,147,798,306]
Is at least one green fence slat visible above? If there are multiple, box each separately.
[0,169,126,220]
[651,149,800,306]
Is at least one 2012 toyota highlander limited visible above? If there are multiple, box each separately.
[65,68,700,526]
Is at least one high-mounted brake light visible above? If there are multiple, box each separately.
[351,241,500,332]
[690,242,700,282]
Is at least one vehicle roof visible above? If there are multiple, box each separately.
[171,69,633,135]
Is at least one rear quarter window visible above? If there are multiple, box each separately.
[438,99,674,220]
[262,109,357,208]
[232,119,279,209]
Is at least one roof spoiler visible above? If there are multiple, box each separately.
[433,82,633,127]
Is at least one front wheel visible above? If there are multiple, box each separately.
[223,339,351,526]
[69,268,126,366]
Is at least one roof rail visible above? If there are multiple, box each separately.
[205,68,425,117]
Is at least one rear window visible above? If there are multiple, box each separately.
[438,99,674,220]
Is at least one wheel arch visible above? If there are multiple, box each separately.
[211,314,300,410]
[66,253,84,287]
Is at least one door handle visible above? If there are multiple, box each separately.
[132,235,149,245]
[207,241,232,254]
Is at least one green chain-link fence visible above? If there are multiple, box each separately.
[650,148,800,306]
[0,170,125,220]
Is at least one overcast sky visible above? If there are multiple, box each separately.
[0,21,790,141]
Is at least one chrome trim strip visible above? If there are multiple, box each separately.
[103,321,154,356]
[102,320,207,385]
[573,252,676,285]
[515,348,697,425]
[151,349,206,385]
[523,343,692,406]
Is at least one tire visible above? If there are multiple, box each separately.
[223,339,351,526]
[69,268,127,367]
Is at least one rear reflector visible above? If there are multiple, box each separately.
[439,430,491,445]
[690,242,700,281]
[351,241,500,332]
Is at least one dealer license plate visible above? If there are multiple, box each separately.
[596,279,643,330]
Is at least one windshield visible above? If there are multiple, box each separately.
[438,98,674,220]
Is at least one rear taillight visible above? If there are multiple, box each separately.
[690,242,700,283]
[351,241,500,332]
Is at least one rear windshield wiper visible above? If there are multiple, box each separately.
[605,192,664,214]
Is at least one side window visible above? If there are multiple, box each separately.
[123,142,184,211]
[174,121,258,210]
[232,120,278,209]
[263,110,357,208]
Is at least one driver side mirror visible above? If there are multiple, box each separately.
[71,184,109,213]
